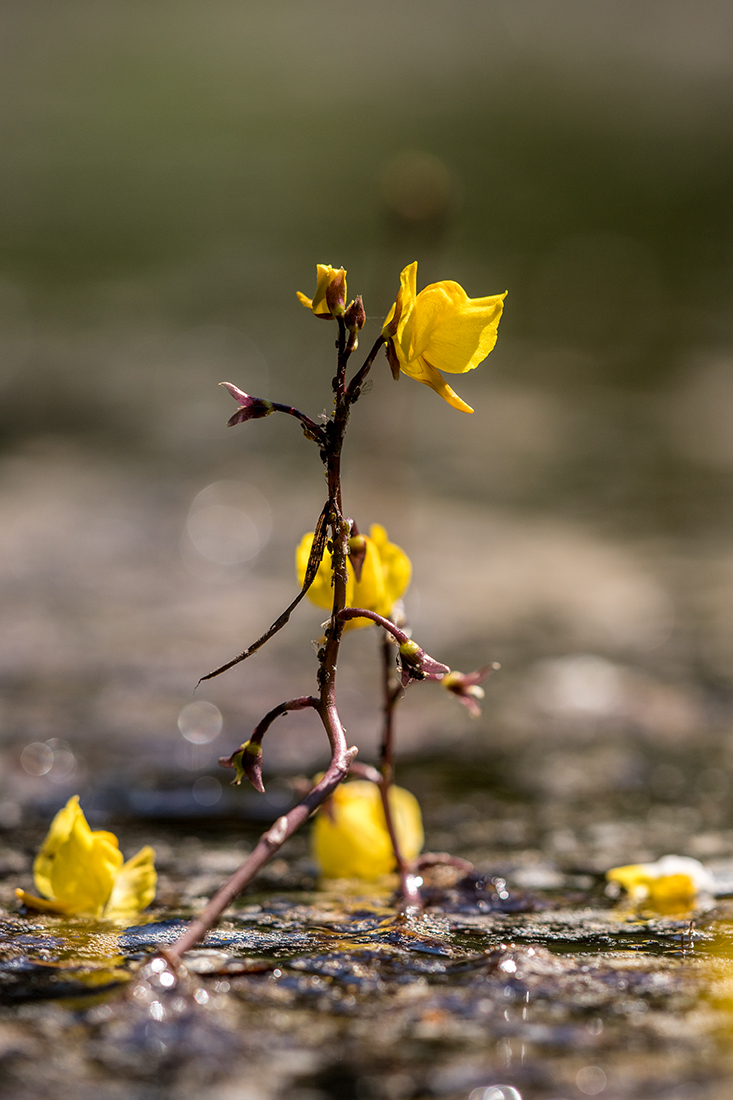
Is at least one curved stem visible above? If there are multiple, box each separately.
[270,402,327,446]
[221,696,320,793]
[338,607,409,642]
[166,738,357,961]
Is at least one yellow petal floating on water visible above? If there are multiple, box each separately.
[606,855,714,906]
[33,795,123,918]
[312,780,424,880]
[104,846,158,920]
[18,796,156,919]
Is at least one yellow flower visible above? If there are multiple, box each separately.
[296,523,411,629]
[606,856,714,907]
[16,795,156,920]
[312,780,424,880]
[382,261,506,413]
[296,264,347,319]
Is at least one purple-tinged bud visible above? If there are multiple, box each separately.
[441,663,499,718]
[398,639,450,686]
[344,295,366,333]
[326,268,347,316]
[348,533,367,582]
[219,381,274,425]
[219,739,265,793]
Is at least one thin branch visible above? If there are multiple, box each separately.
[198,500,331,684]
[345,333,385,404]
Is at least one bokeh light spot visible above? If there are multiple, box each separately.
[178,701,223,744]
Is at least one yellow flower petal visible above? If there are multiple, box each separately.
[296,532,355,611]
[104,846,157,920]
[369,524,412,606]
[20,796,157,920]
[312,780,424,880]
[383,261,506,412]
[606,856,714,905]
[33,795,123,918]
[14,888,72,915]
[296,525,411,627]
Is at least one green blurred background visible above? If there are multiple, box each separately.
[3,0,733,835]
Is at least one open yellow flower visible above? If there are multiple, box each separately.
[296,264,347,319]
[382,261,506,413]
[16,795,156,920]
[296,523,411,629]
[312,780,424,880]
[606,856,714,907]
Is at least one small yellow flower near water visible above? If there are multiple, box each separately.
[296,264,347,319]
[16,795,157,919]
[382,261,506,413]
[312,780,424,880]
[606,855,714,907]
[296,523,411,629]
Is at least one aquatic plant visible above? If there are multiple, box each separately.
[163,260,505,959]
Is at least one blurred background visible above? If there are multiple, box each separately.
[2,0,733,868]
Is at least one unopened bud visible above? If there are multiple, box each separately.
[220,382,274,426]
[326,268,347,316]
[219,739,265,793]
[348,533,367,582]
[344,295,366,333]
[398,640,450,686]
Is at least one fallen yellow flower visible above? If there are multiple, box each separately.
[296,522,411,629]
[382,261,506,413]
[312,780,424,880]
[606,855,714,906]
[16,795,156,920]
[296,263,347,319]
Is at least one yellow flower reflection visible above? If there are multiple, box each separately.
[296,523,411,629]
[296,264,347,319]
[382,261,506,413]
[312,780,423,880]
[606,855,714,910]
[16,795,156,920]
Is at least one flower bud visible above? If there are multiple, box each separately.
[344,295,366,333]
[326,268,347,316]
[441,664,499,717]
[296,264,348,319]
[398,640,450,686]
[219,740,265,793]
[219,382,274,425]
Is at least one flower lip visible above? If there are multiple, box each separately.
[382,260,506,413]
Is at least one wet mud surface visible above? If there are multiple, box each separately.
[3,826,733,1100]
